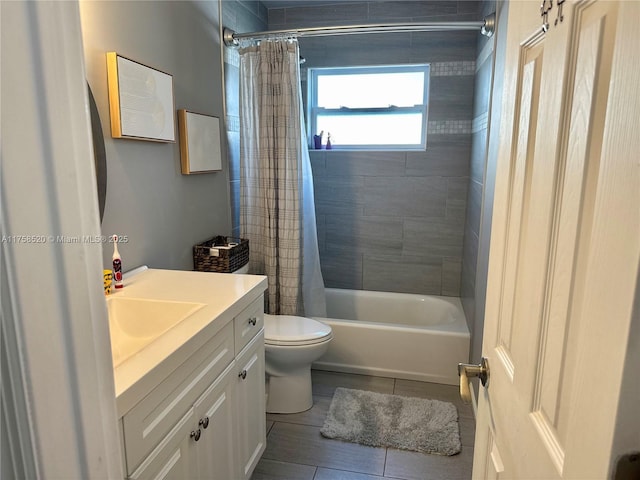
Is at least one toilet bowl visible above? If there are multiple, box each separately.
[233,263,332,413]
[264,314,332,413]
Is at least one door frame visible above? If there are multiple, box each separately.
[1,1,123,478]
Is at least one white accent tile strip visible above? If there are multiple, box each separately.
[430,61,476,76]
[226,115,240,132]
[476,37,495,72]
[428,120,472,135]
[224,47,240,68]
[472,112,489,133]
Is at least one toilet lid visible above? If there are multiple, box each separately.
[264,314,332,346]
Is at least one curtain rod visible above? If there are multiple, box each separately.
[223,13,494,47]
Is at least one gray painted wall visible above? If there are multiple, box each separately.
[267,1,480,295]
[80,0,231,272]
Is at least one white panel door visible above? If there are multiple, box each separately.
[473,1,640,478]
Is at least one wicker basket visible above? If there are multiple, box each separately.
[193,236,249,273]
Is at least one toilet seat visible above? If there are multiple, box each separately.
[264,314,332,346]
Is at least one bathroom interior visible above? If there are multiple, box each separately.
[5,1,640,478]
[91,1,496,478]
[6,0,498,479]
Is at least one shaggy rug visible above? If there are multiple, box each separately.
[320,387,461,456]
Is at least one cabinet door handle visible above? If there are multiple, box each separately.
[199,416,210,429]
[248,317,257,326]
[190,429,201,442]
[238,369,247,380]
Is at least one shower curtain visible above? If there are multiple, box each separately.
[239,38,327,317]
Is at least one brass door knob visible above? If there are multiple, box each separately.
[458,357,489,404]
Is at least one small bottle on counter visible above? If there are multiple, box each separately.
[112,235,124,289]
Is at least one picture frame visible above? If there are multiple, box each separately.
[178,110,222,174]
[106,52,175,142]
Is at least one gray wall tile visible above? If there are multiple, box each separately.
[410,31,477,62]
[403,218,464,258]
[457,1,481,15]
[283,3,369,27]
[412,13,479,23]
[224,0,267,234]
[222,5,238,32]
[309,150,326,177]
[363,255,442,295]
[230,180,240,235]
[367,1,458,20]
[406,134,471,177]
[363,176,447,218]
[467,179,482,237]
[227,131,240,182]
[470,128,488,183]
[235,1,269,32]
[224,63,239,116]
[429,75,476,121]
[442,257,462,296]
[473,54,493,116]
[446,177,469,226]
[316,213,326,253]
[312,33,413,66]
[320,251,363,289]
[267,7,285,25]
[324,151,406,177]
[314,175,365,216]
[460,225,478,296]
[326,215,403,255]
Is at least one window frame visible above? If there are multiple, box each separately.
[307,64,431,151]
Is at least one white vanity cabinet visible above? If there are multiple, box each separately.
[119,295,266,480]
[126,409,195,480]
[235,330,266,478]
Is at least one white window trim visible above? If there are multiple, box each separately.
[307,64,430,150]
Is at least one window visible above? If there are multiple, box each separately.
[308,64,430,150]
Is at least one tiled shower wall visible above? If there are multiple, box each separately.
[222,0,268,239]
[268,1,480,295]
[461,0,504,365]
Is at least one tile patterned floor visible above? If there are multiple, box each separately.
[251,370,476,480]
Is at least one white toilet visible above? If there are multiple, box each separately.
[233,264,333,414]
[263,314,332,413]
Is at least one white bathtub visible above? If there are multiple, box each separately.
[313,288,470,385]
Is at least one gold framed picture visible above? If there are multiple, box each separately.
[106,52,175,142]
[178,110,222,174]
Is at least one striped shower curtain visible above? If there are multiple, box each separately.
[239,38,326,317]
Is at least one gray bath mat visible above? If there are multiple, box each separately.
[320,387,461,456]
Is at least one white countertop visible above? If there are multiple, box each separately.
[110,268,267,416]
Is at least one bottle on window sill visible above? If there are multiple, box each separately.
[313,131,323,149]
[326,132,332,150]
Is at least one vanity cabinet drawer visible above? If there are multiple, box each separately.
[122,321,234,474]
[234,297,264,354]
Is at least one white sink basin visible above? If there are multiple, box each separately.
[107,297,205,367]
